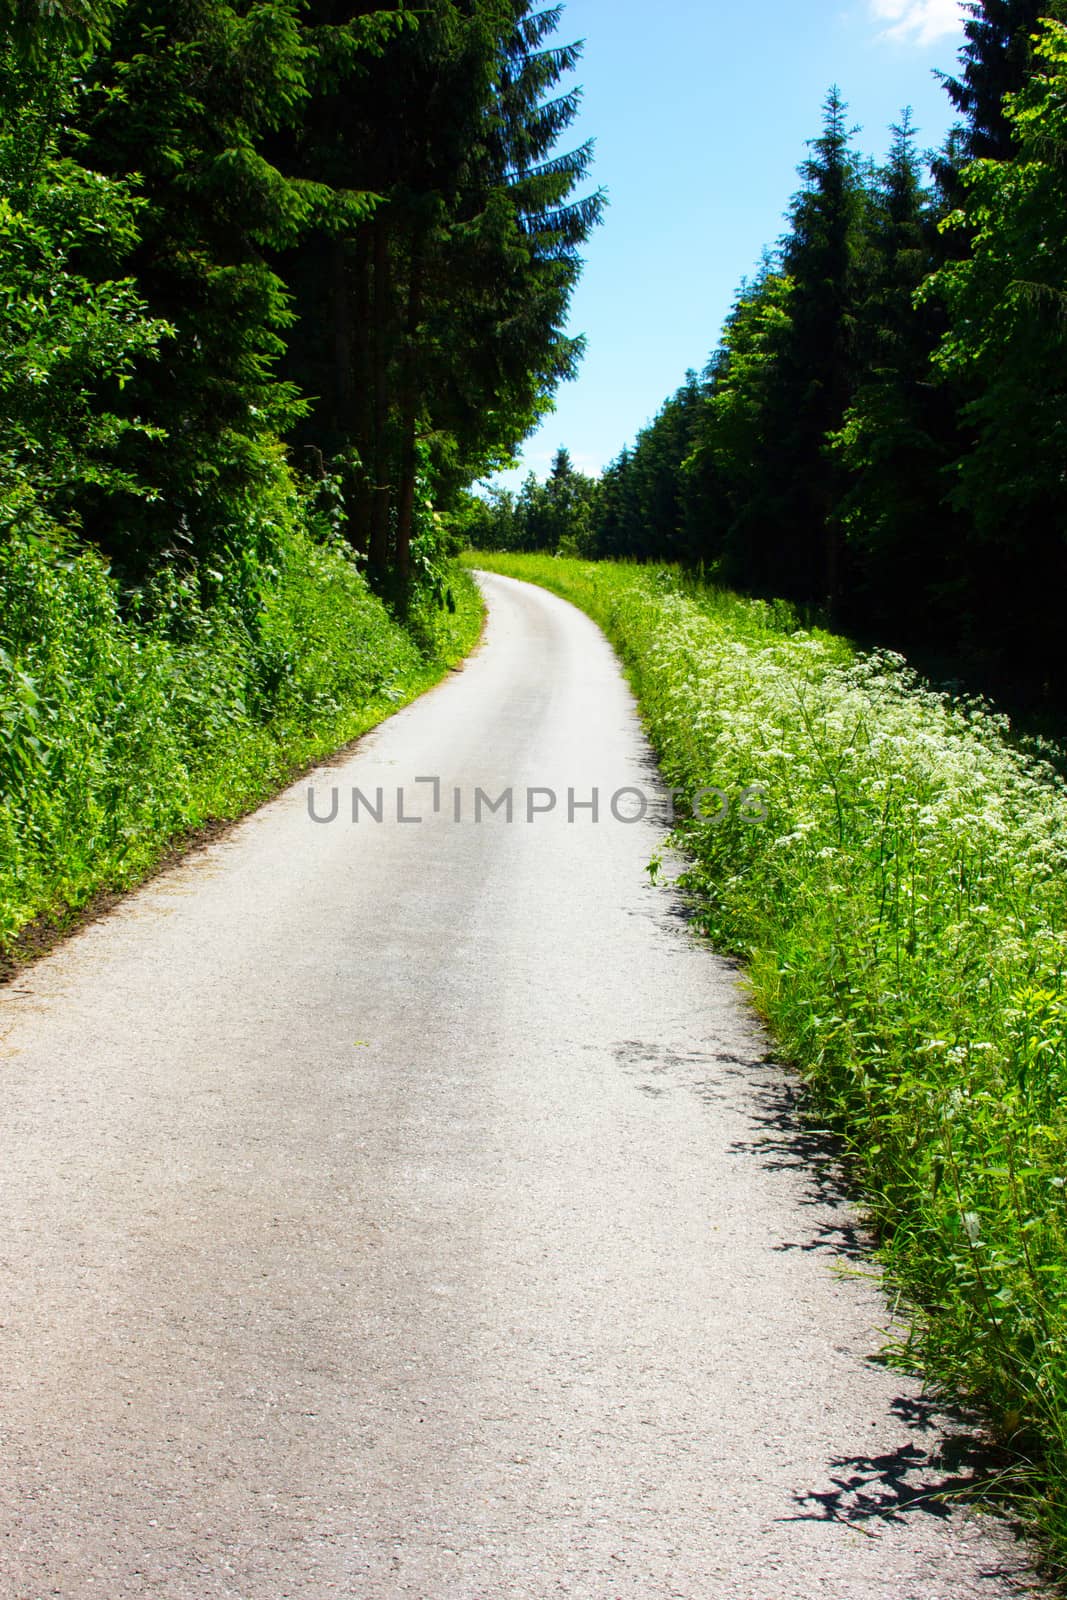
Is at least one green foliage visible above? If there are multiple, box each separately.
[828,111,960,640]
[941,0,1049,166]
[0,523,481,956]
[0,38,168,538]
[927,12,1067,693]
[471,549,1067,1568]
[79,0,323,571]
[0,0,117,58]
[686,265,795,574]
[1,0,602,594]
[280,0,602,578]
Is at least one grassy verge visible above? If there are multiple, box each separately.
[0,530,482,967]
[470,550,1067,1567]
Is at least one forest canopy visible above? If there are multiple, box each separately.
[0,0,603,586]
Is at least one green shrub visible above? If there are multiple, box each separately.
[0,528,481,953]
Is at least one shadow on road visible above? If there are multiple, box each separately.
[781,1393,1035,1594]
[723,1060,873,1258]
[717,1019,1036,1582]
[786,1419,995,1531]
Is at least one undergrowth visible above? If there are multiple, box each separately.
[470,549,1067,1571]
[0,530,481,962]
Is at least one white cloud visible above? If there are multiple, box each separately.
[869,0,965,46]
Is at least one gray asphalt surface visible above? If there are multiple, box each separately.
[0,571,1037,1598]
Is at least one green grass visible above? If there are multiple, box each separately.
[0,529,482,962]
[469,549,1067,1568]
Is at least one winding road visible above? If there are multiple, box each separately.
[0,572,1035,1597]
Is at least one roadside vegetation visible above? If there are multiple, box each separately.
[0,0,596,964]
[471,550,1067,1569]
[0,528,480,966]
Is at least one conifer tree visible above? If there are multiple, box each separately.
[281,0,601,581]
[830,111,958,639]
[423,2,601,512]
[777,88,867,610]
[79,0,331,571]
[690,94,867,609]
[691,265,795,589]
[941,0,1049,162]
[590,447,640,559]
[929,10,1067,696]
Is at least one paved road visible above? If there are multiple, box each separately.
[0,573,1036,1598]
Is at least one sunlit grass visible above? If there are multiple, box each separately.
[0,532,481,957]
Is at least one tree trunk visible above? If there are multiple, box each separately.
[329,236,369,555]
[394,231,425,584]
[348,227,374,557]
[395,419,416,583]
[330,238,355,432]
[825,514,841,621]
[368,215,392,574]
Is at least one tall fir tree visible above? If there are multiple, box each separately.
[591,446,641,559]
[690,94,867,609]
[777,88,867,611]
[691,264,794,587]
[79,0,334,571]
[941,0,1049,162]
[280,0,601,580]
[830,111,960,642]
[929,10,1067,698]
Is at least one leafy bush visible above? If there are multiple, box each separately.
[471,550,1067,1566]
[0,35,168,540]
[0,528,481,955]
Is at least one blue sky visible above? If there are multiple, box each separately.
[489,0,968,490]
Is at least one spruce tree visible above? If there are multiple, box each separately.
[941,0,1049,163]
[79,0,326,572]
[693,265,795,591]
[280,0,601,581]
[590,447,641,560]
[778,88,867,610]
[694,94,867,608]
[830,111,959,641]
[929,11,1067,697]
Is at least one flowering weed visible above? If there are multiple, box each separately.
[471,550,1067,1565]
